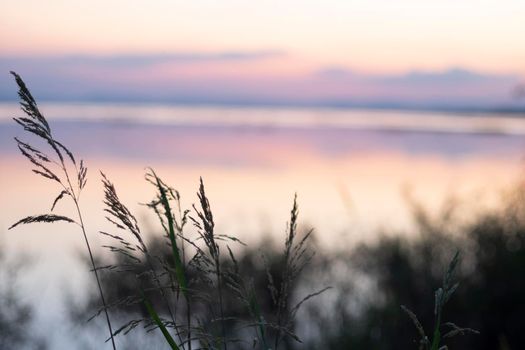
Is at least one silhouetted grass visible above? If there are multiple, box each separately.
[401,251,479,350]
[9,72,115,349]
[8,72,481,349]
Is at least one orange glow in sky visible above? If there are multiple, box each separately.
[1,1,524,107]
[1,0,524,75]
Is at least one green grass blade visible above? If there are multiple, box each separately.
[143,296,181,350]
[249,288,270,350]
[430,326,441,350]
[151,170,188,297]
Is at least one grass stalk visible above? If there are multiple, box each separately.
[7,72,332,349]
[76,203,117,350]
[8,71,116,349]
[402,251,478,350]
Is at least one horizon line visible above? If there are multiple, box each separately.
[0,97,524,115]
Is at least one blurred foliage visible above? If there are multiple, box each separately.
[303,186,525,350]
[77,184,525,349]
[75,234,307,349]
[0,243,47,350]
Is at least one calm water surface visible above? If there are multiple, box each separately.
[1,103,525,347]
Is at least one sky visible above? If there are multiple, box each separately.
[1,0,525,108]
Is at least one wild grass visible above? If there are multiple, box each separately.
[8,71,116,349]
[401,252,479,350]
[97,168,325,349]
[8,72,478,349]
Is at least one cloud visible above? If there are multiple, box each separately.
[377,67,517,86]
[315,67,357,79]
[309,66,522,106]
[0,56,523,110]
[0,50,284,69]
[0,50,285,101]
[314,66,518,85]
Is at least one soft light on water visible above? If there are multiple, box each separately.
[1,102,525,348]
[2,102,525,134]
[2,103,524,243]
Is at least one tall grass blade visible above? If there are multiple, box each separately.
[150,169,188,297]
[143,295,181,350]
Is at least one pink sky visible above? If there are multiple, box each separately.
[1,0,524,107]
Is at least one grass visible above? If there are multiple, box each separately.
[401,251,479,350]
[8,71,116,349]
[7,72,478,349]
[97,168,324,349]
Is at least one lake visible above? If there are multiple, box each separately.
[1,102,524,347]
